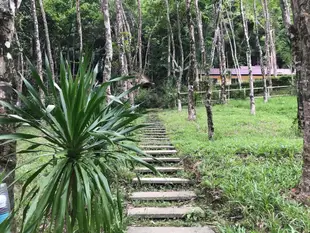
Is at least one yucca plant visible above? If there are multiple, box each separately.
[0,56,154,233]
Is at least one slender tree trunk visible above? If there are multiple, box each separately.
[291,0,310,197]
[76,0,83,55]
[176,2,184,112]
[219,22,227,104]
[101,0,112,101]
[116,0,129,101]
[270,29,278,79]
[31,0,44,102]
[137,0,142,75]
[186,0,197,121]
[262,0,273,90]
[0,0,22,213]
[38,0,55,82]
[15,32,24,107]
[225,7,242,89]
[282,0,304,130]
[205,81,214,139]
[194,0,206,69]
[240,0,255,115]
[121,6,133,74]
[254,0,268,103]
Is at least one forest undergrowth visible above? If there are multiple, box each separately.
[159,96,309,233]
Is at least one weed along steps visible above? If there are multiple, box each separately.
[126,114,215,233]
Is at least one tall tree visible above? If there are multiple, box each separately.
[31,0,44,102]
[291,0,310,197]
[218,22,227,104]
[194,0,206,68]
[38,0,55,81]
[225,6,242,89]
[165,0,175,78]
[101,0,112,100]
[262,0,273,90]
[137,0,142,75]
[254,0,268,102]
[15,32,24,107]
[116,0,129,99]
[280,0,304,130]
[76,0,83,55]
[0,0,22,212]
[176,2,184,112]
[240,0,255,115]
[186,0,197,121]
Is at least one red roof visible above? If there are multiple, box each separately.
[208,66,293,76]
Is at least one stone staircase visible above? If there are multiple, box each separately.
[126,114,215,233]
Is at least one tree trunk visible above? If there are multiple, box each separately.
[225,7,242,89]
[31,0,44,102]
[176,2,184,112]
[137,0,143,75]
[15,32,23,107]
[0,0,22,214]
[186,0,197,121]
[76,0,83,56]
[38,0,55,82]
[101,0,112,101]
[116,0,129,100]
[194,0,206,69]
[292,0,310,196]
[205,80,214,140]
[121,5,133,74]
[262,0,273,90]
[285,0,304,130]
[219,22,227,104]
[165,0,175,78]
[254,0,268,103]
[240,0,255,115]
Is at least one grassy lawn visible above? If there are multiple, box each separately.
[159,96,310,233]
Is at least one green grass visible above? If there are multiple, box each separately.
[159,96,309,233]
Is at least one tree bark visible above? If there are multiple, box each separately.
[15,32,23,107]
[30,0,44,102]
[225,6,242,89]
[219,22,227,104]
[262,0,273,90]
[165,0,171,77]
[240,0,255,115]
[194,0,206,69]
[38,0,55,82]
[0,0,22,214]
[116,0,129,101]
[76,0,83,56]
[186,0,197,121]
[254,0,268,103]
[176,2,184,112]
[137,0,142,75]
[291,0,310,196]
[205,81,214,140]
[101,0,112,101]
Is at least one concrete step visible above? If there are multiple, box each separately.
[132,177,191,185]
[127,227,214,233]
[127,206,204,219]
[143,150,177,155]
[140,145,175,150]
[129,191,197,201]
[140,157,181,163]
[134,166,183,173]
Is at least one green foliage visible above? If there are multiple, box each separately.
[159,97,310,232]
[0,57,153,233]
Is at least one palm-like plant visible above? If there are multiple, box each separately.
[0,56,153,233]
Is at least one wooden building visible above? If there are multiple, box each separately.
[200,66,294,85]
